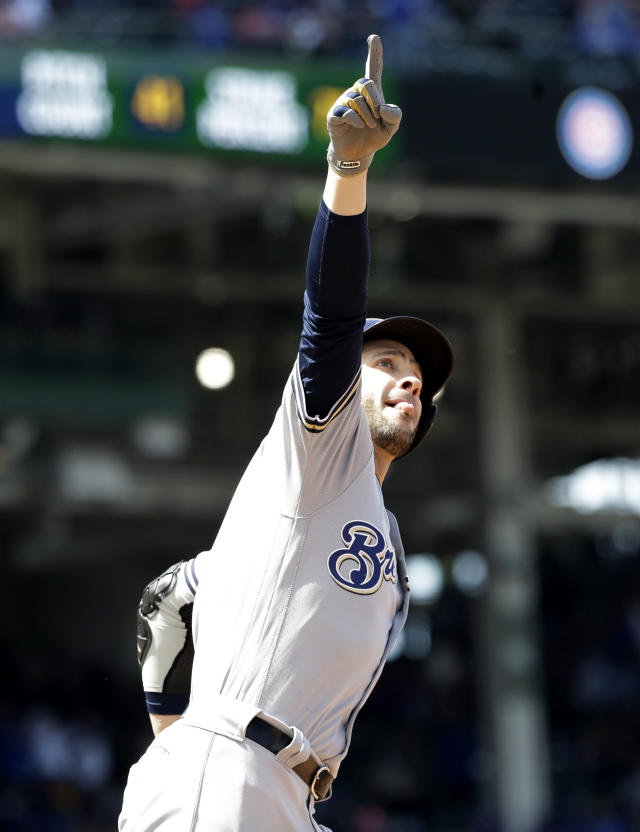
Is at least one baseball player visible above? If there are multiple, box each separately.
[119,33,453,832]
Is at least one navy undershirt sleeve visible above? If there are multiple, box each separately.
[298,200,369,418]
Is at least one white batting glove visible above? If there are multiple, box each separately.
[137,559,197,701]
[327,34,402,176]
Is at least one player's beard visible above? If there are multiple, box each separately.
[362,394,416,459]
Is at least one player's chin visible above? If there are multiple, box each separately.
[396,430,416,457]
[387,410,418,437]
[383,421,416,458]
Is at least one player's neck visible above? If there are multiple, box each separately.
[373,445,394,484]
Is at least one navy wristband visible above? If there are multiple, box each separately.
[144,691,189,715]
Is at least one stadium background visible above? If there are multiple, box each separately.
[1,1,640,830]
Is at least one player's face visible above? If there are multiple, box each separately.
[361,338,423,458]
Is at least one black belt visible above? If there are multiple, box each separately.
[245,716,333,800]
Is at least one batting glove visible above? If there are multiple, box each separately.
[137,558,197,711]
[327,34,402,176]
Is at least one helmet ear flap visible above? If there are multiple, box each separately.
[420,400,437,438]
[399,399,437,457]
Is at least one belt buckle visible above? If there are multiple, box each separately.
[310,765,332,800]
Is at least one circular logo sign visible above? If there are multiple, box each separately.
[556,87,633,180]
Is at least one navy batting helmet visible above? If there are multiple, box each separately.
[363,316,454,454]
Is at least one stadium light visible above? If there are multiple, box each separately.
[546,458,640,515]
[405,553,443,603]
[195,348,235,390]
[452,550,488,597]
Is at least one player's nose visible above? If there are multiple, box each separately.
[400,375,422,398]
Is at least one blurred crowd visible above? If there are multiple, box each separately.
[537,529,640,832]
[0,642,137,832]
[0,0,639,59]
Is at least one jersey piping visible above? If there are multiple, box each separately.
[292,356,361,433]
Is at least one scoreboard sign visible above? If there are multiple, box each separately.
[16,50,114,139]
[0,45,399,168]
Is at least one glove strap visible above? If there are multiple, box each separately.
[327,147,373,177]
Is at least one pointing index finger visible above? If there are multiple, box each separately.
[365,34,384,104]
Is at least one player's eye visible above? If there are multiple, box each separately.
[376,358,393,368]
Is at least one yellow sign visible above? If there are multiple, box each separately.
[131,76,185,131]
[308,86,342,141]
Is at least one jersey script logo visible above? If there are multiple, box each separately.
[328,521,397,595]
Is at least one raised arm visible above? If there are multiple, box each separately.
[322,168,367,216]
[323,34,400,216]
[298,35,402,422]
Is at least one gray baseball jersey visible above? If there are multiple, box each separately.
[189,355,410,776]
